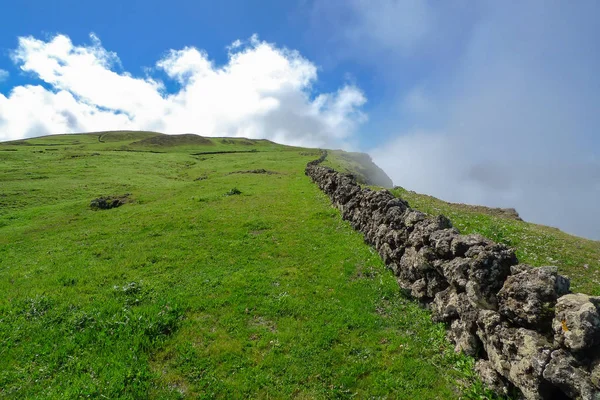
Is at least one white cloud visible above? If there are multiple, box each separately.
[400,86,432,115]
[342,0,434,52]
[0,69,8,82]
[310,0,434,56]
[308,0,475,68]
[0,33,366,147]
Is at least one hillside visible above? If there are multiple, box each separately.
[325,153,600,296]
[0,131,489,399]
[1,131,597,399]
[388,188,600,296]
[323,150,393,188]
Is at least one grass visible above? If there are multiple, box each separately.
[0,131,497,399]
[390,187,600,296]
[321,150,391,187]
[321,150,369,177]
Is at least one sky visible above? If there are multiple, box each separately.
[0,1,599,240]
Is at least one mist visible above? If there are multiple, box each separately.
[360,1,600,240]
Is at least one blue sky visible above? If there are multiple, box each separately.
[1,1,599,240]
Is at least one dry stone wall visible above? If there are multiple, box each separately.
[306,153,600,400]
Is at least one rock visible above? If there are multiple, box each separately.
[553,294,600,352]
[511,264,533,274]
[382,198,409,214]
[402,209,427,228]
[450,234,491,257]
[321,174,338,194]
[388,262,400,277]
[398,247,431,287]
[429,228,460,259]
[383,204,407,229]
[475,359,512,396]
[425,270,448,299]
[334,181,361,207]
[543,349,600,400]
[411,278,428,299]
[431,288,480,355]
[340,195,360,220]
[90,194,130,210]
[449,318,480,356]
[439,258,472,290]
[365,190,396,214]
[229,168,279,175]
[407,215,452,248]
[456,291,480,323]
[431,287,459,323]
[498,266,570,331]
[432,288,479,322]
[466,247,517,310]
[397,246,447,301]
[373,224,392,251]
[449,293,480,356]
[378,242,394,265]
[592,360,600,390]
[385,230,408,255]
[477,310,554,400]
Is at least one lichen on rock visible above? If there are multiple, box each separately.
[553,293,600,352]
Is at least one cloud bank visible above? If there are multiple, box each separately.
[0,34,365,148]
[313,1,600,240]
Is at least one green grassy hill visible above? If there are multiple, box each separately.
[0,131,483,399]
[1,131,596,398]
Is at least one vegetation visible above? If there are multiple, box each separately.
[390,187,600,296]
[0,132,496,399]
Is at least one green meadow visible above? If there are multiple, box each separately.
[2,131,595,399]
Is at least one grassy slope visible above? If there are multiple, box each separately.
[321,150,392,187]
[391,188,600,296]
[322,150,367,176]
[0,132,488,399]
[324,152,600,296]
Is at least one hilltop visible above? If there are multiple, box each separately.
[0,131,598,398]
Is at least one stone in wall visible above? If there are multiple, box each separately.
[432,288,480,355]
[498,265,570,332]
[477,310,554,400]
[429,228,460,259]
[553,294,600,352]
[475,360,512,397]
[438,257,472,291]
[543,350,600,400]
[465,244,517,311]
